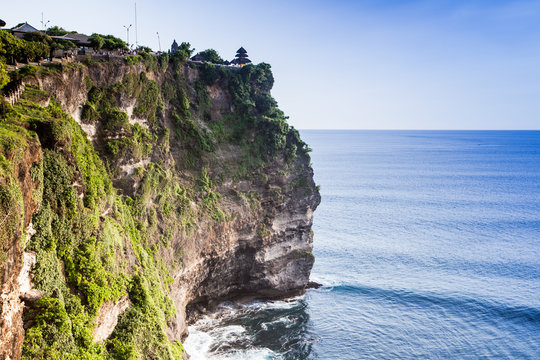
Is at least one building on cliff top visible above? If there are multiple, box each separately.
[230,47,252,67]
[191,53,206,62]
[171,39,179,53]
[62,33,91,47]
[9,22,92,48]
[10,22,40,38]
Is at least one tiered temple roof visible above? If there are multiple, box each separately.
[231,47,252,66]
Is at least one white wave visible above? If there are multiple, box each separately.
[309,273,344,287]
[184,298,302,359]
[261,315,296,331]
[183,327,214,360]
[207,324,247,341]
[244,296,304,311]
[185,324,279,360]
[214,348,281,360]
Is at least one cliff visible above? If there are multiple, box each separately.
[0,54,319,359]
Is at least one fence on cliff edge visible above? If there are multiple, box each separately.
[2,80,25,106]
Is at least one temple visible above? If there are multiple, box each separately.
[171,39,179,53]
[230,47,251,67]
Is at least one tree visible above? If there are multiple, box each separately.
[171,42,194,62]
[0,29,21,64]
[195,49,224,64]
[179,42,193,55]
[89,33,127,51]
[0,30,50,63]
[0,59,9,91]
[23,31,51,45]
[136,46,152,53]
[50,39,76,52]
[22,31,75,57]
[45,26,68,36]
[89,34,105,50]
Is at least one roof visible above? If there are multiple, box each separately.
[0,19,6,27]
[11,22,39,33]
[236,53,248,58]
[231,58,251,65]
[65,33,90,43]
[58,33,91,45]
[50,35,80,42]
[236,47,247,54]
[191,54,206,61]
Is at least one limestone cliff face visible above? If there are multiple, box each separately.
[0,139,42,360]
[0,56,319,358]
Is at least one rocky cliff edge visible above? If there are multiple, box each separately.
[0,56,320,359]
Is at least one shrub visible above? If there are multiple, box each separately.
[194,49,224,64]
[0,30,49,64]
[104,108,129,131]
[89,33,127,51]
[0,60,9,91]
[199,62,220,85]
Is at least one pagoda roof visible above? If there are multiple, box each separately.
[231,58,251,65]
[0,19,6,27]
[236,53,248,58]
[11,22,39,33]
[236,47,247,54]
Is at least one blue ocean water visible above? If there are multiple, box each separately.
[185,130,540,359]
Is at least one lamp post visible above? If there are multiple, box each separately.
[156,32,161,53]
[123,24,132,50]
[40,12,50,31]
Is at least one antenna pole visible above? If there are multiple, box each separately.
[157,32,161,52]
[134,2,138,48]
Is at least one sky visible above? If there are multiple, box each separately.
[3,0,540,129]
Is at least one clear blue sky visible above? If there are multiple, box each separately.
[3,0,540,129]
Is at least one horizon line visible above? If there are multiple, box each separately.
[297,129,540,131]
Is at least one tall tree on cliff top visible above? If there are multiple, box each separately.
[89,34,128,51]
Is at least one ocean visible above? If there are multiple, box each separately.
[184,130,540,359]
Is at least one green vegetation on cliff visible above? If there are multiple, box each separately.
[0,46,317,359]
[1,88,183,359]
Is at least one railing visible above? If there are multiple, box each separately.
[3,80,25,106]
